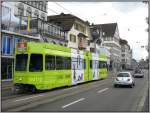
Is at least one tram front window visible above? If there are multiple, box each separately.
[29,54,43,72]
[15,54,28,71]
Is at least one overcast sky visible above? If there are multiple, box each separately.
[48,2,148,61]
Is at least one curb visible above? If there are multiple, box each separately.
[136,82,149,111]
[2,86,13,91]
[1,79,12,82]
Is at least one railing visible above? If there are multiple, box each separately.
[2,15,67,41]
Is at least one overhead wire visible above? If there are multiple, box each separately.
[53,2,73,14]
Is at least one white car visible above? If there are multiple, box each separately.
[114,72,135,88]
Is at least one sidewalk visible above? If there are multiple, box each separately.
[1,79,13,90]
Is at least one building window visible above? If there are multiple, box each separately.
[70,34,76,43]
[2,5,10,17]
[41,13,45,20]
[26,7,32,17]
[122,49,125,52]
[38,1,43,10]
[44,5,46,12]
[122,54,125,57]
[34,10,39,18]
[18,3,24,16]
[2,35,14,55]
[122,59,125,62]
[74,23,86,33]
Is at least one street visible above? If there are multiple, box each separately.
[1,70,149,112]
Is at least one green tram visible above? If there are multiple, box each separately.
[13,42,108,93]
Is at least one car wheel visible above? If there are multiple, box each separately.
[130,84,134,88]
[114,84,118,88]
[31,86,37,93]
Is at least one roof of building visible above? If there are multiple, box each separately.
[91,23,117,37]
[119,38,131,50]
[119,39,128,45]
[47,13,89,31]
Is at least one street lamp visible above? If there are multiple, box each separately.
[143,1,150,95]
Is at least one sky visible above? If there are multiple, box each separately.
[48,2,148,61]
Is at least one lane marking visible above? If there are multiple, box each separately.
[14,94,44,102]
[62,98,85,109]
[97,88,109,93]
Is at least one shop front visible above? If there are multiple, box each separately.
[1,57,14,80]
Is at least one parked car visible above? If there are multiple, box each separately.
[133,70,144,78]
[113,72,135,88]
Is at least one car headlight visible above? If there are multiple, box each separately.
[116,78,119,81]
[127,79,130,81]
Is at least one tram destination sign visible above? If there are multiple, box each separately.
[17,42,27,52]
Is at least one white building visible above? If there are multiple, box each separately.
[47,13,92,50]
[3,1,48,20]
[120,39,132,70]
[91,23,121,71]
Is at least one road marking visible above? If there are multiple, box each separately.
[97,88,109,93]
[62,98,85,109]
[14,94,44,102]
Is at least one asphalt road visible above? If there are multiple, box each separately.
[1,70,149,112]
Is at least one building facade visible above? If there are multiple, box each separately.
[47,13,92,50]
[1,1,48,80]
[91,23,121,71]
[11,1,47,20]
[120,39,132,70]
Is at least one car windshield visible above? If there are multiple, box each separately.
[117,73,130,77]
[135,70,141,73]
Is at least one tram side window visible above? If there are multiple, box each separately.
[99,61,102,68]
[83,59,86,69]
[29,54,43,72]
[99,61,107,68]
[45,55,55,70]
[90,60,92,68]
[103,62,107,68]
[64,57,71,69]
[15,54,28,71]
[56,56,64,70]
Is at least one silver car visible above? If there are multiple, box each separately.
[114,72,135,88]
[133,70,144,78]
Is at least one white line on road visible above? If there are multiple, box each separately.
[14,94,44,102]
[62,98,85,109]
[97,88,109,93]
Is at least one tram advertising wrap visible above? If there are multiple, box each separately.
[13,42,108,93]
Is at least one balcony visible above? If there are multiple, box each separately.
[2,15,67,42]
